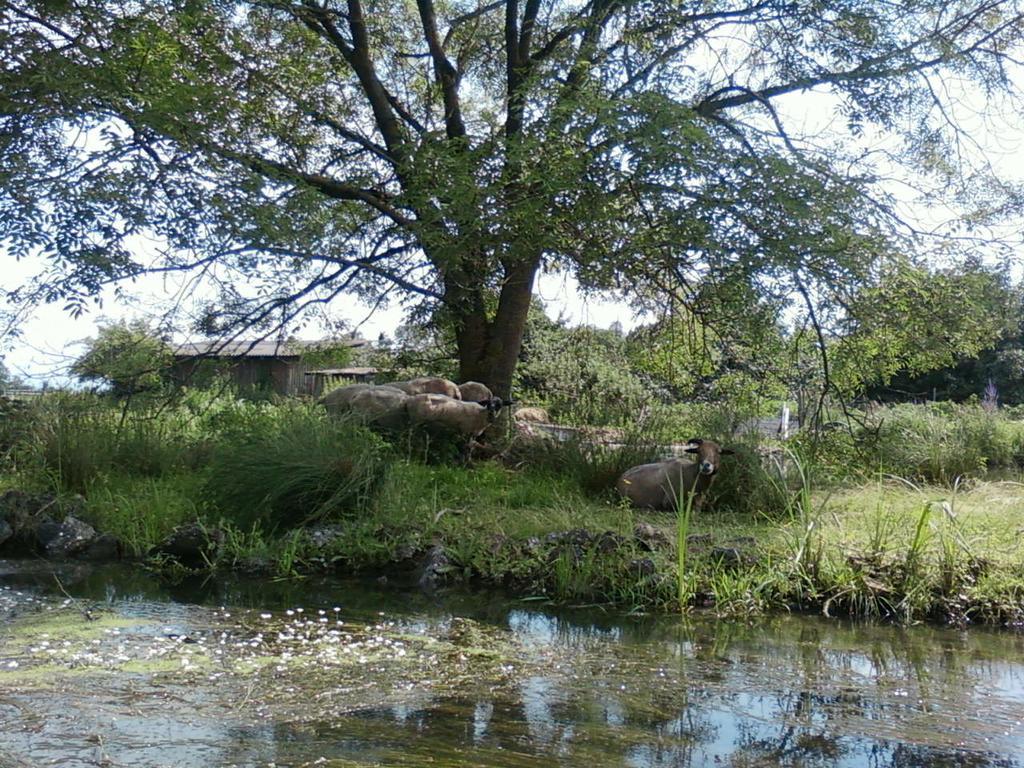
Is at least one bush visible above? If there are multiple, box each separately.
[855,403,1024,484]
[515,312,653,427]
[203,405,392,531]
[787,423,862,482]
[702,439,796,518]
[84,474,202,555]
[23,393,198,493]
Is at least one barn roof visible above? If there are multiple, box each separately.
[173,338,368,359]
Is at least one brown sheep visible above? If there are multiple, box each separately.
[405,393,508,438]
[457,381,493,402]
[513,406,549,423]
[388,377,461,399]
[616,438,734,512]
[319,383,409,430]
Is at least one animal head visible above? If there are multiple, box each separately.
[684,438,734,476]
[478,397,512,418]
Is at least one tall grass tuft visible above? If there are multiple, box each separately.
[23,393,198,493]
[770,450,831,609]
[859,403,1024,484]
[204,406,392,532]
[84,474,202,554]
[674,477,697,610]
[509,427,665,498]
[888,500,934,621]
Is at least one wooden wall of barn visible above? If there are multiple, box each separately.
[169,358,318,397]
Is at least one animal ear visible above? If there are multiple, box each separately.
[686,437,704,446]
[684,447,699,454]
[720,448,735,455]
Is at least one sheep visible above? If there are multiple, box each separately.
[616,438,734,512]
[319,383,409,430]
[457,381,492,402]
[319,383,373,414]
[387,376,461,399]
[405,393,508,439]
[514,406,549,423]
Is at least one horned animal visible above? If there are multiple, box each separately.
[616,438,734,512]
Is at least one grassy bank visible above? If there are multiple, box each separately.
[266,463,1024,626]
[2,392,1024,626]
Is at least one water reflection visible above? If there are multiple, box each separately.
[1,560,1022,767]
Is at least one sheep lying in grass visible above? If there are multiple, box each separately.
[616,438,734,512]
[514,406,549,423]
[388,376,462,399]
[405,393,509,439]
[319,383,409,430]
[457,381,492,402]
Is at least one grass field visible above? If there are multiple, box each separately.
[3,392,1023,625]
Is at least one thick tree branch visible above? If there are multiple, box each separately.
[530,21,579,63]
[416,0,466,139]
[297,1,412,156]
[519,0,542,61]
[228,49,399,164]
[442,0,504,48]
[217,145,415,227]
[505,0,523,138]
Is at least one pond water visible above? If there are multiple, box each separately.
[1,559,1023,767]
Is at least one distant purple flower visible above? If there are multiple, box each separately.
[982,379,999,412]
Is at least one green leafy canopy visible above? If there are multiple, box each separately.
[3,1,1024,394]
[70,318,173,396]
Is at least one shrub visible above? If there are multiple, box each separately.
[787,423,862,482]
[858,403,1024,484]
[203,406,392,531]
[24,393,197,493]
[505,422,666,499]
[515,313,653,427]
[84,474,202,554]
[703,439,795,518]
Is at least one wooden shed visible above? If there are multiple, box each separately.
[170,338,369,397]
[303,366,380,398]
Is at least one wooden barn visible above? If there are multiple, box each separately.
[303,366,380,397]
[170,338,369,397]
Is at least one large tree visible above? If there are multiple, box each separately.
[3,1,1024,397]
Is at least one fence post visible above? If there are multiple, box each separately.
[778,403,791,440]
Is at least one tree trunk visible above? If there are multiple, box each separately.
[450,258,539,400]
